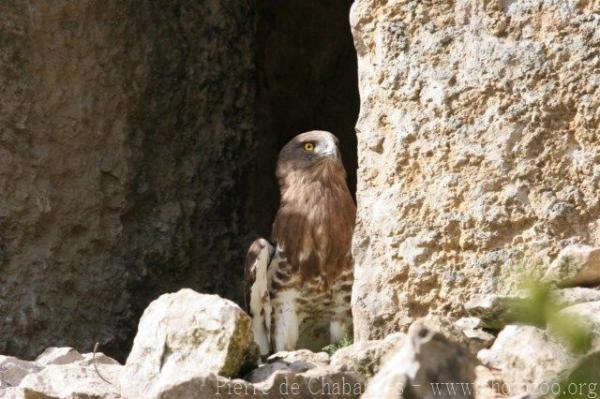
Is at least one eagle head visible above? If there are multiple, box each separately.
[276,130,342,171]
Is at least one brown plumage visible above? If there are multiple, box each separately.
[244,130,356,355]
[272,131,356,286]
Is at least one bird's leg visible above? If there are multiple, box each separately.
[329,283,352,344]
[271,291,301,352]
[252,312,271,356]
[330,312,351,344]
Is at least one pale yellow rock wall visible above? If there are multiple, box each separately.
[350,0,600,340]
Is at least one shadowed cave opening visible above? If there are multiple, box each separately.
[0,1,358,363]
[249,0,359,240]
[112,0,359,362]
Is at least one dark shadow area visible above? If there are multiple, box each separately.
[0,0,358,363]
[248,0,360,239]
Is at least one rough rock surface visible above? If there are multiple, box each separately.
[18,354,122,399]
[156,368,364,399]
[453,317,495,353]
[0,347,370,399]
[0,356,41,388]
[0,0,255,360]
[478,325,578,396]
[554,287,600,307]
[35,347,84,366]
[363,322,476,399]
[246,350,330,383]
[0,347,121,398]
[1,317,368,399]
[330,332,405,379]
[121,289,256,398]
[558,300,600,349]
[543,244,600,286]
[351,0,600,340]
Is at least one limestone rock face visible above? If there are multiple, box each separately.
[350,0,600,340]
[121,289,257,398]
[0,0,255,360]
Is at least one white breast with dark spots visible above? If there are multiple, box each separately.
[270,252,353,321]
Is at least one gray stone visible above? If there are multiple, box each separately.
[544,245,600,286]
[554,287,600,307]
[478,325,578,396]
[0,356,41,388]
[245,350,329,383]
[121,289,257,398]
[157,368,364,399]
[18,359,122,399]
[330,332,406,379]
[363,321,476,399]
[35,347,83,366]
[454,317,496,353]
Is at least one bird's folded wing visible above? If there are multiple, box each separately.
[244,237,274,355]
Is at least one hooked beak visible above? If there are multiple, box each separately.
[324,141,342,161]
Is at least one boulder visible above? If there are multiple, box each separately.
[0,356,42,388]
[544,245,600,286]
[330,332,406,379]
[156,367,364,399]
[18,350,122,399]
[454,317,495,353]
[363,322,475,399]
[557,301,600,349]
[121,289,257,398]
[554,287,600,308]
[245,350,329,383]
[464,294,524,330]
[35,347,84,366]
[478,325,578,396]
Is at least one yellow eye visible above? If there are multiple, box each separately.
[303,142,315,152]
